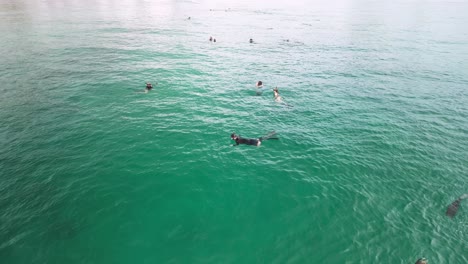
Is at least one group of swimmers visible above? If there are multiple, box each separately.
[143,80,280,146]
[144,12,454,263]
[230,81,285,147]
[256,80,283,102]
[208,36,254,43]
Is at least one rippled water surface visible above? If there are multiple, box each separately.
[1,0,467,263]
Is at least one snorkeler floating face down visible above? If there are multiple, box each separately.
[231,131,278,147]
[231,133,261,146]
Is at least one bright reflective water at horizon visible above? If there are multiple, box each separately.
[1,0,467,263]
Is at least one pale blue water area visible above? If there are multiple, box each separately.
[1,0,467,263]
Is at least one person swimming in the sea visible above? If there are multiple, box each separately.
[446,194,468,218]
[273,87,282,102]
[273,87,293,107]
[255,81,264,95]
[145,83,153,93]
[231,131,277,147]
[415,258,428,264]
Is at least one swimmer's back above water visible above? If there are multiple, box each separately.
[231,131,278,147]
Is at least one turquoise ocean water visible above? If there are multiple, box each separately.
[1,0,467,263]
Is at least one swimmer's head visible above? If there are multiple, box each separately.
[415,258,428,264]
[257,81,263,86]
[231,133,238,140]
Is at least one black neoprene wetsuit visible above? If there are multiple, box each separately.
[234,137,260,146]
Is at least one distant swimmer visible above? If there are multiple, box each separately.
[273,87,293,107]
[255,81,264,95]
[145,82,155,93]
[146,82,153,90]
[446,194,468,218]
[249,38,253,43]
[213,38,217,42]
[231,131,278,147]
[209,36,213,41]
[273,87,282,102]
[415,258,428,264]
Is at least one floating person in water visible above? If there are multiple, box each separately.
[273,87,282,102]
[255,81,264,95]
[249,38,253,43]
[209,36,213,41]
[146,82,153,90]
[231,131,278,147]
[145,82,155,93]
[273,87,293,107]
[446,194,468,218]
[213,38,216,42]
[415,258,428,264]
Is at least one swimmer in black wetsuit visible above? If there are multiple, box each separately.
[231,131,277,147]
[145,82,156,93]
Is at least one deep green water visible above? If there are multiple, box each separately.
[1,0,467,263]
